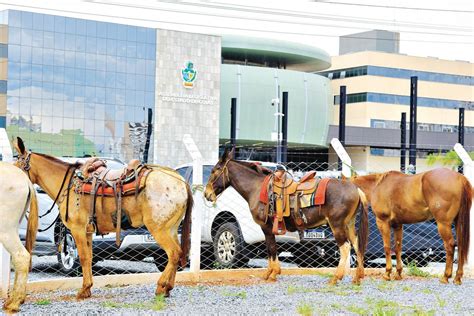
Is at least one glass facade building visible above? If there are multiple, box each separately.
[0,10,156,159]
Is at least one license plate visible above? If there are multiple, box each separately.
[145,234,155,242]
[303,230,325,239]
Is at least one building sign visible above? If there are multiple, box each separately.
[158,92,217,105]
[181,61,197,89]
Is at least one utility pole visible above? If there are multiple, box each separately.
[338,86,346,171]
[408,76,418,173]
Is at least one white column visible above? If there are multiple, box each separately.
[454,143,474,276]
[183,134,203,274]
[0,128,12,297]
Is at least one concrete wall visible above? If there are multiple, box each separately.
[153,30,221,167]
[339,30,399,55]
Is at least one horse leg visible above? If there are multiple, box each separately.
[261,225,280,281]
[437,222,455,284]
[1,233,30,313]
[393,225,404,280]
[375,218,393,281]
[70,227,94,299]
[146,225,181,297]
[329,227,351,285]
[347,221,364,284]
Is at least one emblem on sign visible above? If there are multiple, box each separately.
[181,61,197,89]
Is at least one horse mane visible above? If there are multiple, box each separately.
[33,152,83,169]
[234,160,273,175]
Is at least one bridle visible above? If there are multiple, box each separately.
[207,159,231,198]
[17,151,77,226]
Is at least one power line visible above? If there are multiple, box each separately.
[1,2,472,45]
[87,0,473,38]
[313,1,474,14]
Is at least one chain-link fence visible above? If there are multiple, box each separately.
[20,149,461,282]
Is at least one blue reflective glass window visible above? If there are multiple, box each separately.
[21,11,33,29]
[95,55,106,71]
[76,19,87,36]
[116,56,126,73]
[126,26,137,42]
[20,63,32,79]
[86,53,96,70]
[54,16,65,33]
[31,30,43,47]
[95,71,106,87]
[20,46,32,63]
[106,58,116,72]
[21,29,33,46]
[126,43,136,58]
[136,59,146,74]
[43,15,54,32]
[54,32,65,50]
[85,86,95,103]
[74,85,85,100]
[116,89,125,105]
[43,31,54,48]
[76,35,86,52]
[145,76,155,92]
[65,67,75,84]
[106,39,117,55]
[65,34,75,51]
[86,20,97,37]
[146,29,155,43]
[137,28,146,42]
[117,40,127,57]
[8,79,20,96]
[107,23,118,39]
[97,21,107,38]
[64,51,75,67]
[136,42,146,59]
[64,101,74,117]
[20,79,32,97]
[85,69,96,86]
[135,90,145,105]
[145,92,154,107]
[42,48,54,65]
[116,73,126,89]
[126,73,136,89]
[65,18,75,34]
[8,11,22,27]
[106,72,116,88]
[126,58,136,73]
[145,60,155,76]
[33,13,43,30]
[136,74,145,91]
[86,37,97,54]
[32,47,43,64]
[74,68,86,85]
[0,44,6,58]
[42,82,53,99]
[8,62,20,79]
[31,98,42,115]
[106,88,116,104]
[125,90,135,106]
[117,25,127,41]
[53,66,65,83]
[9,27,21,45]
[42,65,54,82]
[96,87,105,104]
[97,39,107,55]
[146,44,155,60]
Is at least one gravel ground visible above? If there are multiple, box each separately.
[12,273,474,315]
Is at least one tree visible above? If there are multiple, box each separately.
[426,150,474,169]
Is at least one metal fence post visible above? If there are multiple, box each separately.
[0,128,12,297]
[182,134,203,275]
[453,143,474,276]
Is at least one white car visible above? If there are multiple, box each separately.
[175,161,301,268]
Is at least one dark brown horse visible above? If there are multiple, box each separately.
[352,168,472,284]
[204,149,369,285]
[14,137,193,299]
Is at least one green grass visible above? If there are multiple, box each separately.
[435,294,447,308]
[377,281,395,291]
[310,271,334,278]
[406,262,431,277]
[421,288,433,294]
[347,305,369,315]
[222,290,247,299]
[296,302,314,316]
[101,295,166,311]
[35,299,51,306]
[402,285,412,292]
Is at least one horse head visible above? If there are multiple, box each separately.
[204,147,234,202]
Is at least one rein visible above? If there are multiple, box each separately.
[208,159,231,198]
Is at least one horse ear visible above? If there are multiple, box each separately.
[220,147,229,162]
[228,147,235,159]
[14,137,26,155]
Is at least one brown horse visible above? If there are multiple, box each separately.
[13,137,193,299]
[352,168,472,284]
[204,149,369,285]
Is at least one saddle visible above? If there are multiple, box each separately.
[76,158,151,246]
[260,170,330,235]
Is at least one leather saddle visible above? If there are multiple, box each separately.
[77,158,150,246]
[261,170,329,235]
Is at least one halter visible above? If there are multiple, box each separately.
[17,151,32,173]
[208,159,231,197]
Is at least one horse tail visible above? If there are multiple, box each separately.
[356,188,369,260]
[180,183,194,268]
[25,180,38,271]
[456,176,472,269]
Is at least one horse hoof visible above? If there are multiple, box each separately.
[394,274,403,281]
[76,289,91,300]
[454,279,462,285]
[328,278,337,286]
[382,274,391,281]
[439,277,449,284]
[352,278,361,285]
[3,301,20,314]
